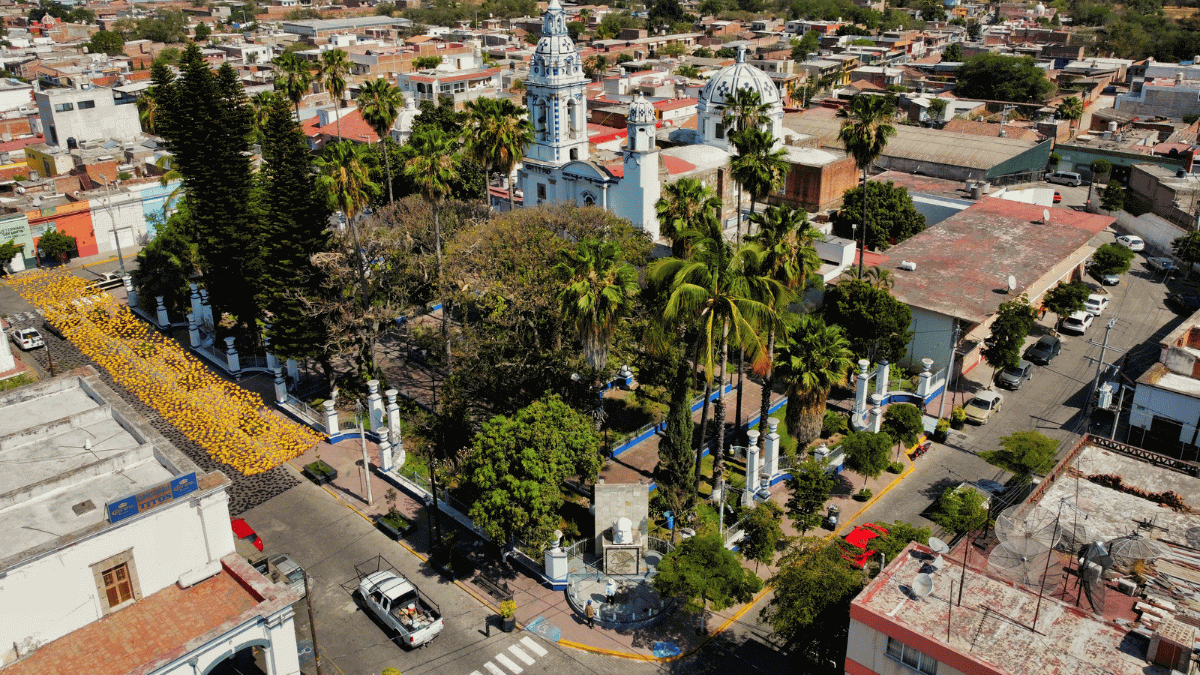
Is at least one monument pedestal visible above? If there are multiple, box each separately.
[601,532,644,576]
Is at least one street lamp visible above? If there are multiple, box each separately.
[98,174,126,276]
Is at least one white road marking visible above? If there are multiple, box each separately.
[519,636,548,657]
[509,645,535,665]
[494,653,523,674]
[484,663,506,675]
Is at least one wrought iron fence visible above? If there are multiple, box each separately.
[283,394,323,428]
[647,536,675,557]
[240,354,270,370]
[397,461,431,493]
[564,538,590,559]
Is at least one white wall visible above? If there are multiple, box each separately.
[1131,381,1200,442]
[1115,209,1185,258]
[0,490,234,656]
[847,618,970,675]
[91,189,149,252]
[0,84,32,114]
[35,89,140,147]
[903,306,955,372]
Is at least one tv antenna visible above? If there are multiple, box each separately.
[988,539,1062,594]
[911,573,934,599]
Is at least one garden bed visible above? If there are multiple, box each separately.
[303,459,338,485]
[377,512,413,539]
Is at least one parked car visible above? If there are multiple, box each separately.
[1061,311,1095,334]
[262,554,306,598]
[1167,292,1200,313]
[357,568,445,648]
[1053,191,1062,203]
[1090,268,1121,286]
[996,360,1035,390]
[1083,293,1110,316]
[1148,257,1178,273]
[9,328,43,350]
[840,523,889,568]
[1116,235,1145,251]
[963,390,1004,425]
[231,518,263,554]
[91,271,124,290]
[1025,335,1062,365]
[1046,171,1083,187]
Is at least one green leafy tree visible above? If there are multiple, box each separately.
[967,19,982,40]
[786,458,836,534]
[0,238,22,273]
[929,484,989,534]
[774,314,854,447]
[135,9,190,43]
[1041,280,1088,330]
[761,539,865,662]
[871,520,930,562]
[838,95,896,273]
[654,338,696,536]
[194,22,211,41]
[1101,179,1125,212]
[153,44,262,330]
[356,77,404,204]
[830,181,926,252]
[792,30,820,62]
[260,93,332,366]
[413,55,443,69]
[553,238,639,374]
[87,30,125,55]
[1058,96,1084,130]
[928,97,948,123]
[982,293,1036,373]
[823,278,914,363]
[919,0,945,21]
[741,501,785,571]
[317,48,352,139]
[1173,230,1200,278]
[37,229,76,263]
[981,429,1058,480]
[881,402,922,451]
[133,205,198,317]
[462,395,603,549]
[954,53,1055,103]
[942,42,963,62]
[647,0,686,27]
[1091,242,1135,275]
[658,41,687,57]
[842,430,892,487]
[462,97,534,211]
[655,176,721,257]
[652,533,763,613]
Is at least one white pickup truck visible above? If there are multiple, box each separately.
[357,569,444,648]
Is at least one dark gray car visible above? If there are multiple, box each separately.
[996,360,1035,390]
[1025,335,1061,365]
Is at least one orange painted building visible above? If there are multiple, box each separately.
[26,198,97,260]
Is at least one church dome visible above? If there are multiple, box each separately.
[698,47,782,112]
[628,93,656,124]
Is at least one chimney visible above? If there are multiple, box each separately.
[1177,71,1184,84]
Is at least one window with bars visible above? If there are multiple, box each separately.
[102,563,133,608]
[886,637,938,674]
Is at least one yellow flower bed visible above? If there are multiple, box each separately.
[7,270,325,475]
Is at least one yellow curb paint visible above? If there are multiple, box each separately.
[81,256,119,268]
[832,460,916,538]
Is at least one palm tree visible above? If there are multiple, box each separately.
[273,52,313,121]
[317,48,352,140]
[839,264,895,289]
[463,97,535,210]
[250,90,276,143]
[650,211,775,495]
[137,87,159,134]
[1058,96,1084,134]
[357,77,404,204]
[553,238,639,374]
[837,94,896,277]
[655,177,721,257]
[745,204,821,449]
[584,54,609,81]
[730,128,789,240]
[400,127,461,369]
[774,314,853,448]
[722,89,772,234]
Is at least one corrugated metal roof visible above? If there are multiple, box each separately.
[782,112,1041,170]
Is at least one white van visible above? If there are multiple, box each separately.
[1046,171,1083,186]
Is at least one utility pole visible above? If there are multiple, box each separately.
[99,174,125,275]
[357,400,373,506]
[1086,319,1125,416]
[303,571,324,675]
[938,320,960,421]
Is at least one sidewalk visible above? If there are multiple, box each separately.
[292,377,919,661]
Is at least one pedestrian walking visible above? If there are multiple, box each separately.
[605,579,617,604]
[585,600,594,628]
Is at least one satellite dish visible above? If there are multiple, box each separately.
[1007,275,1017,291]
[933,554,946,571]
[912,573,934,598]
[928,536,950,554]
[1043,208,1050,222]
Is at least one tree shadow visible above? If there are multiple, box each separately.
[920,476,960,500]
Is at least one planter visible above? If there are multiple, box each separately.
[501,615,516,632]
[303,461,338,485]
[949,420,965,431]
[377,514,412,540]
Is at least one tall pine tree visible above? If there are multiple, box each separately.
[654,336,696,537]
[153,44,262,333]
[259,93,333,364]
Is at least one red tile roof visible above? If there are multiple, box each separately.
[655,97,698,111]
[312,109,380,143]
[0,135,43,153]
[406,66,501,84]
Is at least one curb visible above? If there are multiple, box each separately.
[81,255,119,269]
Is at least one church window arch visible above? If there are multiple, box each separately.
[581,191,596,206]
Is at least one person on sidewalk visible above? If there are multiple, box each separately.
[585,600,594,628]
[605,579,617,604]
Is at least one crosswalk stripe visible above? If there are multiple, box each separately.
[509,645,535,665]
[469,671,483,675]
[519,636,547,657]
[494,653,523,674]
[484,663,506,675]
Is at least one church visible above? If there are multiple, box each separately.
[515,0,792,242]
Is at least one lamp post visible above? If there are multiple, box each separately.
[98,174,125,275]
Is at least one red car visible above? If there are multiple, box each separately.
[840,523,889,568]
[232,518,263,552]
[1053,191,1062,203]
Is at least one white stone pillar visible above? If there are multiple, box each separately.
[367,379,385,432]
[743,447,760,507]
[323,400,338,435]
[189,283,201,322]
[386,389,401,444]
[273,366,287,403]
[854,359,870,418]
[0,318,13,372]
[123,274,137,308]
[378,428,393,472]
[155,296,168,327]
[199,288,214,330]
[264,329,278,371]
[917,357,934,399]
[764,417,780,477]
[286,358,299,381]
[875,358,890,397]
[224,336,240,375]
[262,608,302,675]
[868,393,885,433]
[747,428,760,455]
[187,313,199,348]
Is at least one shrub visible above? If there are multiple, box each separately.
[951,406,966,423]
[499,599,517,618]
[856,488,873,501]
[888,461,904,473]
[935,418,950,435]
[822,410,847,437]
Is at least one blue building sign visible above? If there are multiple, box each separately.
[106,472,199,524]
